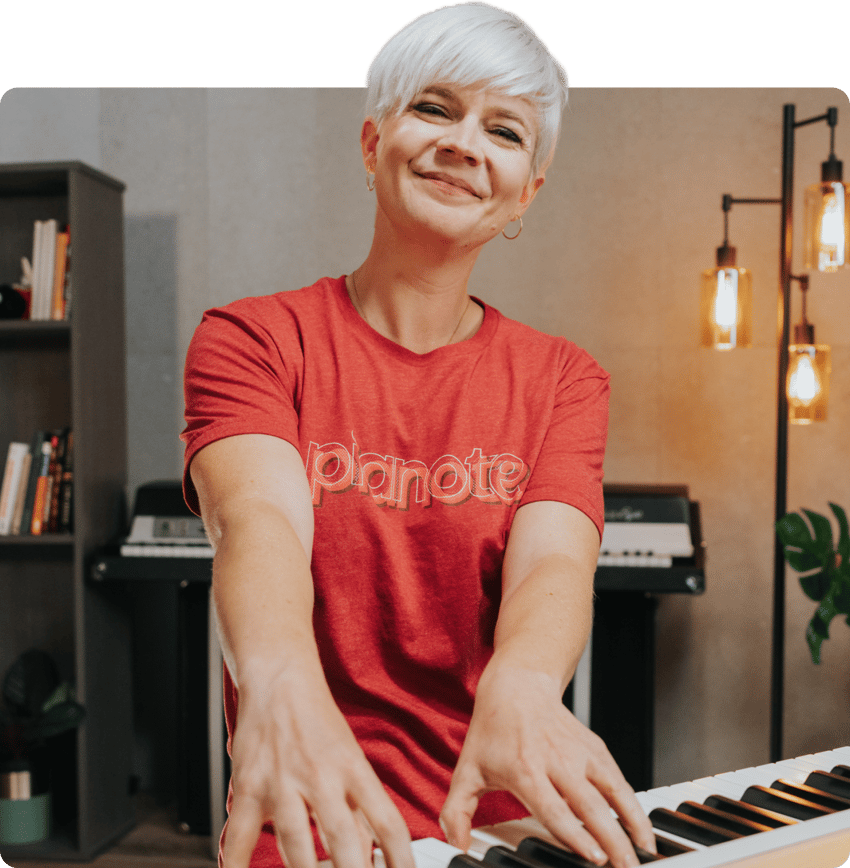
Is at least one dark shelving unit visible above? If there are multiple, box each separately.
[0,162,134,859]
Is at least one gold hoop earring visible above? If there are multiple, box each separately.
[366,170,375,192]
[502,216,522,240]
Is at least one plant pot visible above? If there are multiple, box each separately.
[0,767,50,845]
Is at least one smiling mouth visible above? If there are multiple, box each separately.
[416,172,482,198]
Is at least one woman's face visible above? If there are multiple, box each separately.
[362,83,546,251]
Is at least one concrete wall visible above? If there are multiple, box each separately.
[2,86,848,793]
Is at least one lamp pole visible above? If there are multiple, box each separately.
[714,104,840,762]
[771,103,794,763]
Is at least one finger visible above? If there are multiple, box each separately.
[273,794,319,868]
[439,764,484,851]
[354,781,415,868]
[522,782,613,868]
[221,793,265,868]
[554,785,640,868]
[586,764,656,855]
[608,794,656,855]
[313,792,379,868]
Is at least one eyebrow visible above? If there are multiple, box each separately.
[419,85,533,132]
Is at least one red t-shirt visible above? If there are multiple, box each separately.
[182,276,609,865]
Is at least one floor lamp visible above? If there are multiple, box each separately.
[700,104,848,763]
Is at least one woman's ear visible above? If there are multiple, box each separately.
[361,118,379,171]
[516,173,546,217]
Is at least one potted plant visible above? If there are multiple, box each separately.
[776,502,850,664]
[0,649,85,845]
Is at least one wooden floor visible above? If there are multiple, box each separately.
[3,798,218,868]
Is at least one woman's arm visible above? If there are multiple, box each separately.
[439,501,656,868]
[191,433,413,868]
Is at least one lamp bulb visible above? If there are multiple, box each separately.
[788,351,821,406]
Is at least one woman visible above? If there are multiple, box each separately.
[182,5,656,868]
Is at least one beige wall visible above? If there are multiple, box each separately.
[101,86,850,786]
[4,86,849,788]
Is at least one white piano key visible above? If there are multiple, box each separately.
[645,781,720,809]
[812,746,850,768]
[692,775,746,800]
[636,790,679,813]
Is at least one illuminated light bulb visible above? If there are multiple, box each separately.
[714,271,738,330]
[816,184,846,270]
[700,248,752,349]
[787,342,831,424]
[788,351,820,406]
[805,150,850,272]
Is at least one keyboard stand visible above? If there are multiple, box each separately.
[91,552,226,857]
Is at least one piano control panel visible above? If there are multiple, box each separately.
[115,480,213,559]
[380,746,850,868]
[595,485,705,594]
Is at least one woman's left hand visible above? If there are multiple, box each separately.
[439,663,656,868]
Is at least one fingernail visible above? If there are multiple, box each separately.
[590,848,606,865]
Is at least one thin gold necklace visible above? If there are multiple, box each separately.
[350,271,472,346]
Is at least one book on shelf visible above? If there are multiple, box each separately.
[0,442,30,535]
[0,429,74,537]
[25,220,71,321]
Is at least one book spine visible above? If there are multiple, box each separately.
[31,221,43,321]
[28,437,53,535]
[51,230,70,321]
[11,451,33,535]
[41,220,57,321]
[62,229,72,321]
[59,430,74,533]
[20,431,48,534]
[39,433,60,532]
[0,444,22,534]
[47,429,68,533]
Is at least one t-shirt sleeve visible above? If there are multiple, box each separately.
[519,345,610,539]
[181,301,302,515]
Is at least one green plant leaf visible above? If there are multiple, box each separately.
[810,609,830,639]
[806,618,824,664]
[800,571,831,601]
[831,502,850,564]
[776,513,815,550]
[833,580,850,616]
[803,509,834,559]
[787,549,827,574]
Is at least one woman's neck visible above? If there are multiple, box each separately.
[348,222,485,354]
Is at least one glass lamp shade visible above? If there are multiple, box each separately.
[787,343,831,424]
[700,265,753,349]
[804,179,849,272]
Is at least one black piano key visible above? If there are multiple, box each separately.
[449,856,486,868]
[648,807,742,847]
[769,778,850,812]
[703,794,796,828]
[515,838,603,868]
[517,835,662,867]
[830,764,850,780]
[740,785,832,820]
[652,833,694,858]
[675,800,772,835]
[485,844,593,868]
[807,770,850,799]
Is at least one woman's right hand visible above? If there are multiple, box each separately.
[189,435,414,868]
[222,658,415,868]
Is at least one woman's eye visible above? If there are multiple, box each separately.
[493,127,523,144]
[413,103,448,118]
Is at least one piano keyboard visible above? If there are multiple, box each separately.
[381,747,850,868]
[119,542,213,558]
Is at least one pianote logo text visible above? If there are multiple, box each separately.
[306,436,530,509]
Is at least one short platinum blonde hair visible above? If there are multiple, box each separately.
[365,2,567,177]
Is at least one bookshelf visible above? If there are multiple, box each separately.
[0,162,133,858]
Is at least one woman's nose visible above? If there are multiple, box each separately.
[437,119,483,165]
